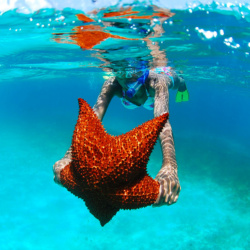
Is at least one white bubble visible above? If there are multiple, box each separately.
[58,16,65,21]
[29,18,33,22]
[219,29,224,35]
[197,28,217,39]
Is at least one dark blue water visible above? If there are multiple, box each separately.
[0,3,249,250]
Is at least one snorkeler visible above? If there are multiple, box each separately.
[53,60,187,206]
[53,5,189,206]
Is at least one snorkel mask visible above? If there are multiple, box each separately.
[115,67,141,79]
[113,58,147,79]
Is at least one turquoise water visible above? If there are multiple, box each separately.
[0,2,250,250]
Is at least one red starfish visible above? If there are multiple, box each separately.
[59,98,169,226]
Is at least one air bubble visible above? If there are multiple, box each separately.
[196,28,217,39]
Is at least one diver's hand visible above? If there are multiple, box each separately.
[153,165,181,206]
[53,148,72,185]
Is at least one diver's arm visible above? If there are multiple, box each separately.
[152,74,181,206]
[93,77,118,121]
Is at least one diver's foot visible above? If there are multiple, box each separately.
[53,148,72,185]
[177,82,187,92]
[176,82,189,102]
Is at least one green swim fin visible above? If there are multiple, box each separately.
[176,84,189,102]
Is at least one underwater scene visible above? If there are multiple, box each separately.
[0,0,249,249]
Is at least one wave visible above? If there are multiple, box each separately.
[1,0,250,20]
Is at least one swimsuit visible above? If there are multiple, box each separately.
[121,89,154,110]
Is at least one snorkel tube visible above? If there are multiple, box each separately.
[126,69,149,98]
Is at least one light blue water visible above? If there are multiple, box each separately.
[0,2,250,250]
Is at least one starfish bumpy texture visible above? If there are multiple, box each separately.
[59,98,169,226]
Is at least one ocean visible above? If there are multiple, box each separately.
[0,0,249,249]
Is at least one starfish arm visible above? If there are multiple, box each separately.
[83,191,119,227]
[60,163,119,227]
[71,99,112,184]
[104,175,160,209]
